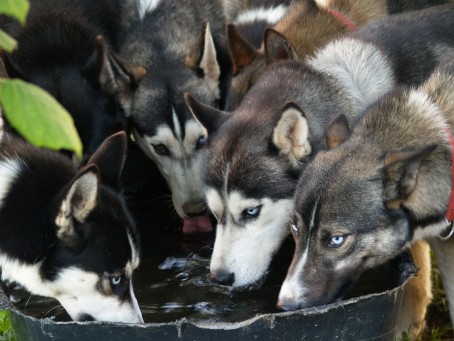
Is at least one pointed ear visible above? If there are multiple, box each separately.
[185,93,229,135]
[273,103,311,168]
[326,114,351,149]
[87,131,128,189]
[228,23,259,75]
[185,22,221,100]
[264,29,298,65]
[85,35,147,114]
[383,144,437,209]
[55,165,99,244]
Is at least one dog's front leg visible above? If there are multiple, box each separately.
[429,235,454,328]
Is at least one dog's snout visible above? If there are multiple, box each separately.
[78,313,95,322]
[276,297,301,311]
[210,271,235,286]
[183,202,206,217]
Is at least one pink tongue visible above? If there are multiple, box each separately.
[183,215,213,235]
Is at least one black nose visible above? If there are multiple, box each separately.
[78,314,95,322]
[210,271,235,286]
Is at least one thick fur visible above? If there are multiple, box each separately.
[121,0,231,219]
[0,131,142,323]
[188,38,396,287]
[187,6,454,335]
[226,0,454,110]
[0,0,145,157]
[278,61,454,334]
[225,0,389,110]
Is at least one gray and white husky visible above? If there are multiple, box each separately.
[119,0,231,231]
[0,128,142,323]
[277,59,454,327]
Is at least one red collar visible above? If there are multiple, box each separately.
[444,126,454,221]
[326,9,357,31]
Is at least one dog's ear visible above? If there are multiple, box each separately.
[185,93,229,135]
[264,29,298,65]
[228,23,259,75]
[383,144,437,209]
[325,114,351,149]
[55,165,99,245]
[185,22,221,100]
[87,131,128,189]
[273,102,311,169]
[85,35,147,114]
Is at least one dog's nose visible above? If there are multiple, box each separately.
[183,202,206,217]
[276,297,301,311]
[210,271,235,286]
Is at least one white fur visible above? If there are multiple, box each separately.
[0,159,22,209]
[206,187,224,222]
[278,245,309,306]
[408,89,451,144]
[0,108,4,142]
[134,119,208,218]
[209,190,293,287]
[0,255,143,323]
[235,5,288,25]
[308,38,396,114]
[137,0,161,20]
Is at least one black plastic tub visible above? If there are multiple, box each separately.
[0,146,417,340]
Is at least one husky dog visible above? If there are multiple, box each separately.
[186,4,454,288]
[277,60,454,331]
[0,129,142,323]
[0,0,146,157]
[120,0,231,231]
[225,0,389,110]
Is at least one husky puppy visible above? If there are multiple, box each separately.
[0,0,146,157]
[0,130,143,323]
[277,60,454,331]
[186,4,454,287]
[120,0,231,231]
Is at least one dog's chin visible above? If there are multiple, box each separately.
[231,273,268,292]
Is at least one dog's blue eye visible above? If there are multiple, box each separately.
[196,135,207,149]
[243,206,261,219]
[328,235,345,248]
[152,143,169,155]
[110,275,123,286]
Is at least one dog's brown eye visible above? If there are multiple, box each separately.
[152,143,169,155]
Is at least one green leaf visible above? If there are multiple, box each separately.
[0,0,29,25]
[0,310,15,341]
[0,29,17,52]
[0,79,83,158]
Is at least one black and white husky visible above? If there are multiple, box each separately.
[0,128,143,323]
[119,0,231,231]
[186,4,454,287]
